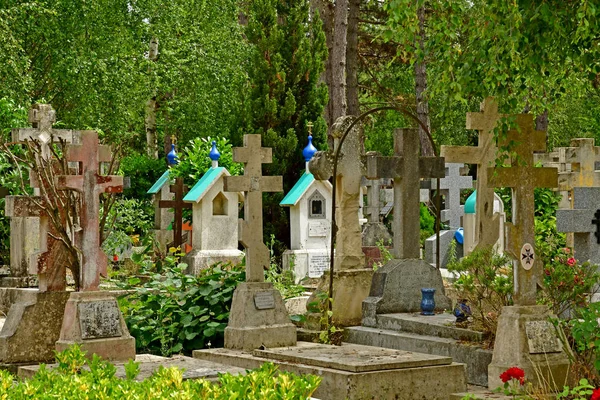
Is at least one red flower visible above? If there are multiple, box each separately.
[113,254,119,262]
[499,367,525,384]
[591,388,600,400]
[567,257,576,266]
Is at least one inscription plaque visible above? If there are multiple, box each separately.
[308,252,330,278]
[79,301,122,340]
[308,221,329,237]
[254,291,275,310]
[525,320,562,354]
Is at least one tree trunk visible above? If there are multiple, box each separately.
[414,4,434,156]
[145,37,159,159]
[313,0,334,129]
[346,0,360,116]
[535,109,549,131]
[331,0,349,122]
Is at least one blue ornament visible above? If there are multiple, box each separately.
[167,143,178,165]
[209,140,221,162]
[302,135,317,162]
[453,300,472,323]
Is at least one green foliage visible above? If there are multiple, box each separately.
[0,345,321,399]
[420,203,435,245]
[105,198,154,237]
[265,235,305,300]
[307,291,343,346]
[119,153,167,199]
[562,303,600,384]
[119,260,245,356]
[556,378,596,400]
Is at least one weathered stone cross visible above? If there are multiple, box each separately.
[364,177,381,224]
[55,130,123,291]
[431,163,473,229]
[365,128,445,259]
[158,177,192,250]
[488,114,558,305]
[224,135,283,282]
[557,138,600,198]
[441,97,502,250]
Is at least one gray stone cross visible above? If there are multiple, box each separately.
[488,114,558,306]
[364,177,382,223]
[557,138,600,198]
[224,134,283,282]
[431,163,473,229]
[557,187,600,265]
[365,128,445,259]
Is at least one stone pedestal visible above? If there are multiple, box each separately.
[7,217,39,287]
[56,291,135,362]
[487,305,570,390]
[362,222,392,247]
[362,259,452,327]
[184,249,244,275]
[224,282,296,351]
[282,249,332,283]
[0,290,70,363]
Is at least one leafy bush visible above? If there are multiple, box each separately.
[104,198,154,237]
[0,345,321,399]
[420,203,435,245]
[119,152,167,199]
[119,261,245,356]
[562,303,600,386]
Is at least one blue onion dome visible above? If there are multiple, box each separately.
[209,140,221,162]
[303,135,318,162]
[167,143,178,165]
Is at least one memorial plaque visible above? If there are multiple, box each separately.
[78,301,123,339]
[253,291,275,310]
[520,243,535,271]
[308,221,329,237]
[308,252,330,278]
[525,320,562,354]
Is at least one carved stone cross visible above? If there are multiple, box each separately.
[158,177,192,250]
[488,114,558,305]
[441,97,502,250]
[557,138,600,197]
[55,131,123,291]
[365,128,445,259]
[364,178,381,224]
[431,163,473,229]
[224,135,283,282]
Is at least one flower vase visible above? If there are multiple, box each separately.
[420,288,436,315]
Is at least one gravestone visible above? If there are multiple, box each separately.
[440,97,502,252]
[281,136,333,282]
[362,128,451,327]
[486,113,569,390]
[159,177,192,250]
[308,116,374,326]
[222,134,296,350]
[147,170,174,252]
[183,142,244,274]
[53,130,135,361]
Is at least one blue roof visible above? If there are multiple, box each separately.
[280,172,315,206]
[147,170,170,194]
[183,167,227,202]
[465,190,477,214]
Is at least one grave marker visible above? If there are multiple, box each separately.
[432,163,473,229]
[361,176,392,247]
[159,177,192,250]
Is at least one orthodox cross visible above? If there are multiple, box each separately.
[488,114,558,306]
[224,135,283,282]
[440,97,503,249]
[55,130,123,291]
[158,177,192,249]
[431,163,473,229]
[557,138,600,199]
[365,128,445,259]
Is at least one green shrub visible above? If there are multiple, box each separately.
[104,198,154,237]
[0,345,321,399]
[119,152,167,199]
[420,203,435,245]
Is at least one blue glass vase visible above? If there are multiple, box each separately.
[420,288,436,316]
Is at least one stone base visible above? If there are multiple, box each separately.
[361,222,392,247]
[308,268,374,327]
[487,305,570,390]
[0,290,70,363]
[282,249,332,284]
[56,291,135,362]
[0,276,38,288]
[362,259,452,326]
[224,282,296,351]
[183,249,244,275]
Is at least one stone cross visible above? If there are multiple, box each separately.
[557,187,600,265]
[431,163,473,229]
[55,131,123,292]
[365,128,445,259]
[309,116,365,270]
[364,178,381,223]
[158,177,192,250]
[488,114,558,305]
[557,138,600,198]
[224,135,283,282]
[440,97,502,250]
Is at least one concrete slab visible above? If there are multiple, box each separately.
[376,313,484,342]
[253,341,452,372]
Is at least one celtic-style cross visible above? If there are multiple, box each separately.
[224,135,283,282]
[55,131,123,291]
[488,114,558,305]
[158,177,192,249]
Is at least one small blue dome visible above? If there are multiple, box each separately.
[465,190,477,214]
[167,143,178,165]
[209,140,221,161]
[302,135,317,162]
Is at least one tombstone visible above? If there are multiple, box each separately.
[281,136,333,283]
[159,177,192,250]
[183,141,244,274]
[147,170,174,251]
[222,134,296,350]
[5,104,81,288]
[308,116,374,326]
[440,97,503,252]
[53,130,135,361]
[462,190,506,256]
[362,128,451,327]
[486,113,569,390]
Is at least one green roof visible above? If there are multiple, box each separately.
[280,172,315,206]
[147,170,170,194]
[465,190,477,214]
[183,167,226,202]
